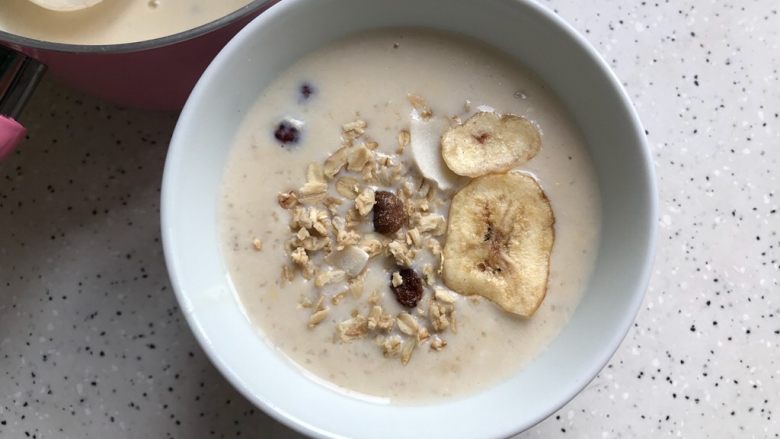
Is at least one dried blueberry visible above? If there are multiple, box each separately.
[373,191,406,235]
[300,82,315,100]
[390,268,423,308]
[274,120,300,145]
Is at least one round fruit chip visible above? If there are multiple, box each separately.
[442,173,554,317]
[441,112,541,177]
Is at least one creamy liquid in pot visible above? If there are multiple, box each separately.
[220,29,601,403]
[0,0,255,45]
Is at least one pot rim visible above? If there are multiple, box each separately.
[0,0,273,54]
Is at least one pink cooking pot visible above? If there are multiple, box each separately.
[0,0,276,160]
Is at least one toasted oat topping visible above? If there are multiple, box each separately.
[418,214,447,236]
[347,275,365,298]
[434,287,456,304]
[308,308,330,328]
[391,271,403,287]
[323,146,350,178]
[396,312,420,336]
[342,119,367,140]
[400,339,416,365]
[407,94,432,120]
[299,295,313,308]
[396,129,411,154]
[290,247,308,265]
[252,238,263,251]
[354,188,376,216]
[335,176,361,199]
[331,291,347,305]
[277,112,462,366]
[422,264,436,286]
[337,315,368,342]
[430,336,447,351]
[314,269,346,288]
[360,235,385,258]
[405,228,422,248]
[277,191,298,209]
[381,335,402,357]
[387,240,415,267]
[347,145,373,172]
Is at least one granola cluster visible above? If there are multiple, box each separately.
[274,112,459,365]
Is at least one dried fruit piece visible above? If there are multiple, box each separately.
[441,112,540,177]
[274,120,301,145]
[300,82,315,100]
[390,268,424,308]
[442,173,554,317]
[373,191,406,235]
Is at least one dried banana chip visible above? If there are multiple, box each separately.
[442,173,554,317]
[441,112,540,177]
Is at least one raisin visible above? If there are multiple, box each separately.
[300,82,315,100]
[390,268,423,308]
[274,120,300,145]
[373,191,406,235]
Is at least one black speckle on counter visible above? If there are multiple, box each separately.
[0,77,301,438]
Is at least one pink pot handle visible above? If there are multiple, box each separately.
[0,48,46,160]
[0,116,26,160]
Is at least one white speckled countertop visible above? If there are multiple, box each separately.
[1,1,778,438]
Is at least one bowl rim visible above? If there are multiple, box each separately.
[0,0,274,54]
[161,0,658,437]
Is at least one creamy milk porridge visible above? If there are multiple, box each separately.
[0,0,254,45]
[220,29,601,403]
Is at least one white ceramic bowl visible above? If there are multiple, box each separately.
[161,0,657,437]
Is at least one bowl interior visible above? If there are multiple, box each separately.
[161,0,656,437]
